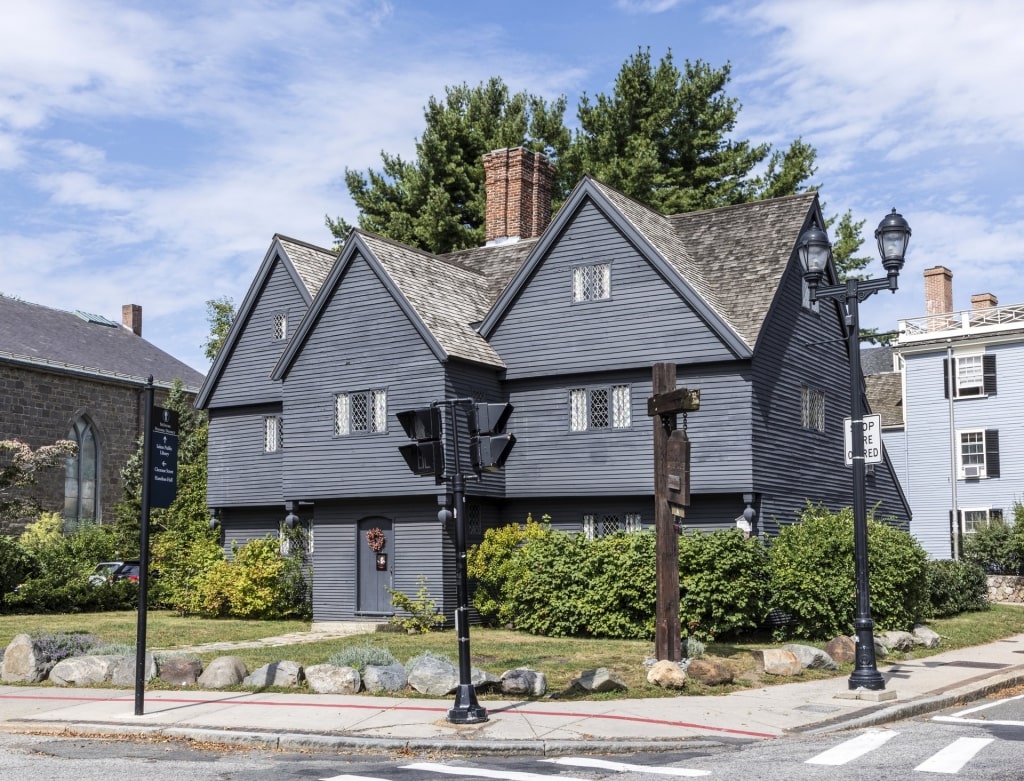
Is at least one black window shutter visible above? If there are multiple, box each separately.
[983,354,997,396]
[985,429,1000,478]
[943,358,950,398]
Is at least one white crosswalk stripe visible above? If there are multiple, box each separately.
[914,737,994,774]
[400,762,597,780]
[542,756,711,776]
[805,729,898,765]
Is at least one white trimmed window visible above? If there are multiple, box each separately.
[961,507,1003,534]
[264,416,282,453]
[572,262,611,302]
[570,385,631,432]
[801,385,825,432]
[957,428,1000,479]
[272,312,288,341]
[335,389,387,435]
[945,352,997,398]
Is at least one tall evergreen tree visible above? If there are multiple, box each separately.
[328,77,571,253]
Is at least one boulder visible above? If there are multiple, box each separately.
[783,644,838,670]
[880,630,916,653]
[686,658,734,686]
[647,660,687,689]
[49,655,119,686]
[363,663,408,693]
[305,664,361,694]
[198,656,248,689]
[753,648,802,677]
[111,653,157,687]
[571,667,628,694]
[912,625,941,649]
[159,655,203,686]
[823,635,856,665]
[872,635,889,659]
[1,634,46,683]
[407,655,459,696]
[500,667,547,697]
[244,660,304,688]
[471,667,501,693]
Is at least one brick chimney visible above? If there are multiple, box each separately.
[971,292,998,310]
[924,266,953,316]
[483,147,553,245]
[122,304,142,336]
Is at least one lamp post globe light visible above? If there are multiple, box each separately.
[800,208,911,691]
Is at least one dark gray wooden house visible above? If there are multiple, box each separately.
[196,147,910,625]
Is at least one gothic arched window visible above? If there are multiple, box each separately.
[64,416,99,526]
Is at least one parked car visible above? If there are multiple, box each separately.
[110,561,141,583]
[88,561,125,586]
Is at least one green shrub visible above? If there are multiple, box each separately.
[327,644,397,672]
[467,515,551,627]
[925,559,990,617]
[0,535,39,609]
[678,528,769,641]
[963,517,1023,575]
[388,576,446,633]
[768,504,928,640]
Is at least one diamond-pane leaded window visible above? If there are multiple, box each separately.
[591,388,609,428]
[570,385,631,432]
[582,514,596,540]
[335,389,387,436]
[572,263,611,302]
[801,386,825,432]
[273,312,287,341]
[264,416,282,452]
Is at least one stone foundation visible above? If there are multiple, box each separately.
[987,575,1024,604]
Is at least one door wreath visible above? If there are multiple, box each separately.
[366,527,386,553]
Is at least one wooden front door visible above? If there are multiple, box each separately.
[357,516,393,615]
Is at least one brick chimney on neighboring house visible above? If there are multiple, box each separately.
[924,266,953,317]
[483,147,554,245]
[122,304,142,336]
[971,292,998,310]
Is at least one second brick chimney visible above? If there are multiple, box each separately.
[122,304,142,337]
[483,147,553,245]
[971,292,998,310]
[924,266,953,317]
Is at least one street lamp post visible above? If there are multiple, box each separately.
[800,208,911,691]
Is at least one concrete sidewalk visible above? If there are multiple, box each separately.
[2,633,1024,755]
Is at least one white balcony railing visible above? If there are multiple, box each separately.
[898,303,1024,343]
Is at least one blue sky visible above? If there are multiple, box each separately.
[2,0,1022,372]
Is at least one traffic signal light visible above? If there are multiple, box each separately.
[469,402,515,473]
[397,406,444,479]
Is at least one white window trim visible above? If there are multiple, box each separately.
[960,507,1000,534]
[953,351,985,398]
[957,428,987,479]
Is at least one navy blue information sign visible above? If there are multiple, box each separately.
[150,407,179,508]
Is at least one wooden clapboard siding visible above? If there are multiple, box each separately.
[206,404,283,506]
[219,506,281,554]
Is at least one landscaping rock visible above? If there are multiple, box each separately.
[244,660,304,688]
[783,644,838,670]
[198,656,247,689]
[824,635,856,664]
[112,653,157,687]
[686,657,734,686]
[571,667,627,694]
[407,655,459,696]
[1,634,46,683]
[500,667,546,697]
[872,635,889,659]
[160,655,203,686]
[647,660,687,689]
[49,655,119,686]
[753,648,802,676]
[305,664,361,694]
[363,663,408,693]
[471,667,501,693]
[912,625,942,649]
[880,630,916,653]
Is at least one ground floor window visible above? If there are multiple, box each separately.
[64,415,99,527]
[961,507,1003,534]
[583,512,644,539]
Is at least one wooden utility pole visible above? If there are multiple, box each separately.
[647,362,699,661]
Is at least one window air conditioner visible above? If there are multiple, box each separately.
[963,465,981,478]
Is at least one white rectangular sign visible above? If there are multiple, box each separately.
[844,414,882,465]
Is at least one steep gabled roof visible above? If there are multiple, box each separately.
[442,239,537,301]
[865,372,904,428]
[271,230,504,381]
[0,295,204,390]
[196,234,337,408]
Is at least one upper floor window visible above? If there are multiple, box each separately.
[264,415,282,453]
[957,428,1000,479]
[570,384,631,431]
[945,353,996,398]
[572,262,611,302]
[272,312,288,341]
[335,389,387,436]
[64,415,99,527]
[801,385,825,432]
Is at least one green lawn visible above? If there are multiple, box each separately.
[2,605,1022,698]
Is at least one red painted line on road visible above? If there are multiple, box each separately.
[0,693,777,740]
